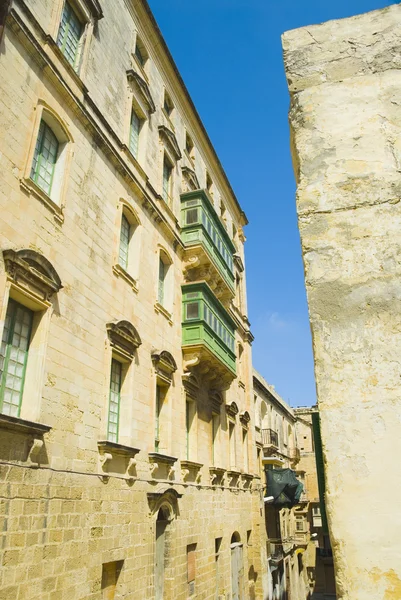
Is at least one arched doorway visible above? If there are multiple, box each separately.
[155,505,171,600]
[231,532,244,600]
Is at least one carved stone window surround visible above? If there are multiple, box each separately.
[106,320,141,362]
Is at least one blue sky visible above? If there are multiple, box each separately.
[147,0,393,407]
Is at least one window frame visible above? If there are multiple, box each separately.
[107,358,122,443]
[56,1,84,72]
[162,154,173,206]
[30,120,59,197]
[0,299,34,418]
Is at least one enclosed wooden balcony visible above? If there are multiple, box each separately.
[182,282,236,388]
[181,190,236,304]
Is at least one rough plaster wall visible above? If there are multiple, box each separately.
[283,4,401,599]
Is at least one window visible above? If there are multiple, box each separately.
[296,517,304,532]
[30,121,59,196]
[162,155,173,205]
[187,544,196,596]
[206,171,213,195]
[134,37,147,68]
[101,560,124,600]
[158,257,166,305]
[129,109,141,159]
[229,421,236,468]
[242,428,249,473]
[0,300,33,417]
[163,91,174,117]
[185,132,194,161]
[118,214,131,270]
[107,359,122,443]
[186,302,199,320]
[212,412,220,466]
[57,1,83,70]
[155,384,161,452]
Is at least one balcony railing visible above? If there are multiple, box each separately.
[182,282,236,375]
[262,428,279,448]
[181,190,235,293]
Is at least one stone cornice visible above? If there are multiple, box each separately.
[127,68,156,114]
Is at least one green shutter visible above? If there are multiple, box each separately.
[158,258,165,305]
[118,214,130,270]
[107,359,122,443]
[129,110,140,158]
[155,385,161,452]
[30,121,59,196]
[0,300,33,417]
[57,1,83,70]
[162,158,172,204]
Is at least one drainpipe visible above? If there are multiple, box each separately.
[0,0,12,45]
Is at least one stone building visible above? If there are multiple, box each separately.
[294,407,335,599]
[0,1,262,599]
[283,4,401,599]
[253,370,311,600]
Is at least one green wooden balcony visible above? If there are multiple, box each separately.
[181,190,236,303]
[182,283,236,387]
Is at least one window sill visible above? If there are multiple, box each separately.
[0,413,51,436]
[154,302,173,325]
[148,452,177,465]
[20,178,64,224]
[44,35,88,94]
[97,440,140,458]
[112,264,138,293]
[209,466,226,486]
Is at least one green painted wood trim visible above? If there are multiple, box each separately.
[181,189,236,253]
[182,282,237,330]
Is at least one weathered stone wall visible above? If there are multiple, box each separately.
[283,4,401,599]
[0,0,260,598]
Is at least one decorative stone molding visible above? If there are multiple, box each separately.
[158,125,181,162]
[227,468,241,487]
[182,166,199,191]
[3,249,62,304]
[239,411,251,427]
[233,253,244,273]
[148,452,178,479]
[209,466,226,486]
[226,401,239,418]
[209,390,223,414]
[97,441,140,476]
[147,487,182,521]
[180,460,203,483]
[106,320,141,361]
[151,350,177,386]
[241,473,254,489]
[182,371,200,400]
[126,69,156,114]
[0,414,51,464]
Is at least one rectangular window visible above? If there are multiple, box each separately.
[107,359,122,443]
[186,208,198,225]
[186,302,199,321]
[129,110,141,159]
[296,518,304,532]
[30,121,59,196]
[212,412,220,465]
[155,384,161,452]
[57,1,83,70]
[0,300,33,417]
[243,428,249,473]
[101,560,124,600]
[229,421,236,468]
[118,214,130,270]
[187,543,196,594]
[158,258,166,305]
[162,157,173,204]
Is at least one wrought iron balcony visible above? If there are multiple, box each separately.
[181,190,236,303]
[182,282,236,387]
[262,428,279,448]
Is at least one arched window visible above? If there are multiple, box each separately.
[114,201,141,289]
[28,106,72,207]
[156,248,173,314]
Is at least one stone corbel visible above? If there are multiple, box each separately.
[183,352,201,372]
[127,457,137,476]
[150,462,159,474]
[168,465,175,480]
[100,452,113,469]
[28,438,44,463]
[181,468,190,482]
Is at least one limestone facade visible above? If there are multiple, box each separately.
[0,1,261,599]
[283,4,401,598]
[253,371,312,600]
